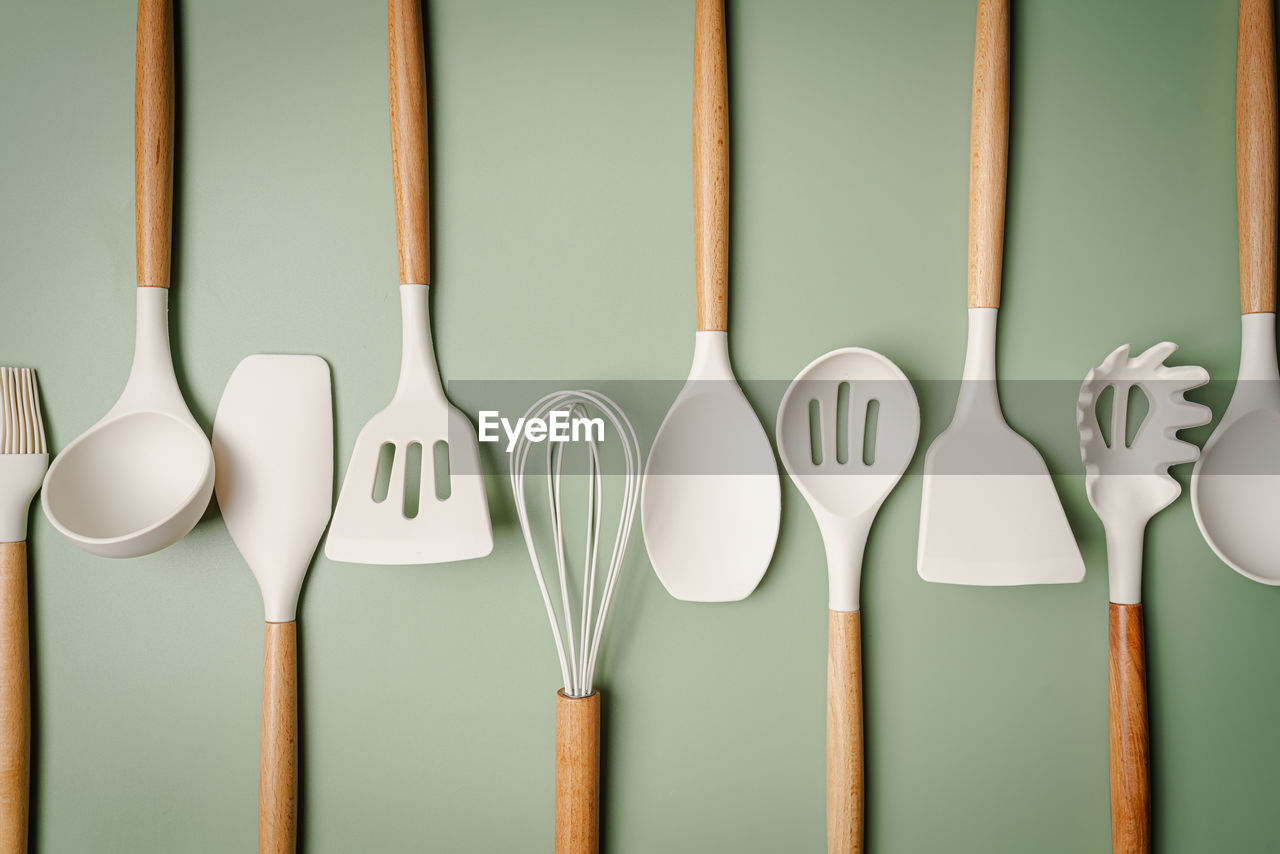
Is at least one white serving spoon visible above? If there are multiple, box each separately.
[1190,0,1280,583]
[42,0,213,558]
[640,0,780,602]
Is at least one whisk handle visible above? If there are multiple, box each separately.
[827,610,863,854]
[1109,604,1150,854]
[260,621,298,854]
[555,690,600,854]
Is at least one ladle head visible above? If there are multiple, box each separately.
[777,348,920,610]
[1191,314,1280,583]
[42,288,214,558]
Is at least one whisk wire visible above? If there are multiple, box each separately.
[510,390,641,698]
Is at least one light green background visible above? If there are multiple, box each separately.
[0,0,1274,851]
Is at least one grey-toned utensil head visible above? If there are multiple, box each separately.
[1077,342,1209,603]
[1192,314,1280,583]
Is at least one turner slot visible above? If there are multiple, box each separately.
[403,442,423,518]
[433,440,452,500]
[372,442,396,502]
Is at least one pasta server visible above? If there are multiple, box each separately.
[1077,342,1209,854]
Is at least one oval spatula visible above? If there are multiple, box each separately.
[213,355,334,854]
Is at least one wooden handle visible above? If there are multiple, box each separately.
[966,0,1010,309]
[135,0,174,289]
[693,0,728,331]
[1109,604,1150,854]
[555,690,600,854]
[388,0,430,286]
[1238,0,1277,313]
[827,610,863,854]
[260,622,297,854]
[0,543,29,854]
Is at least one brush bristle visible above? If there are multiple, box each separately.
[0,368,46,455]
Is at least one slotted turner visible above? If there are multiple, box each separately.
[326,0,491,565]
[777,348,919,854]
[1077,342,1209,854]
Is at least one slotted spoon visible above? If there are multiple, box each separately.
[777,348,919,854]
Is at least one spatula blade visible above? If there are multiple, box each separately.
[918,426,1083,585]
[213,355,334,621]
[325,403,492,565]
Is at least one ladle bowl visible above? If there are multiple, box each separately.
[42,289,214,558]
[43,410,212,558]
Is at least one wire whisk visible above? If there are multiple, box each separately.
[509,390,641,698]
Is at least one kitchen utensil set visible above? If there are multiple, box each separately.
[4,0,1279,851]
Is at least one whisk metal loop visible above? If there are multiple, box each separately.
[510,390,641,698]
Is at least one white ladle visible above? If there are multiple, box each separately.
[776,348,919,854]
[41,0,213,559]
[1190,0,1280,584]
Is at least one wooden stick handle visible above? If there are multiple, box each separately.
[827,610,863,854]
[388,0,430,286]
[693,0,728,331]
[966,0,1010,309]
[135,0,174,289]
[260,621,298,854]
[1238,0,1277,314]
[0,543,29,854]
[555,690,600,854]
[1108,604,1150,854]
